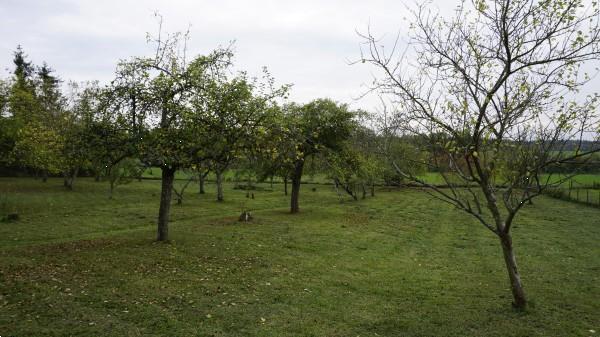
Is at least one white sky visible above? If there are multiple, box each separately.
[0,0,598,112]
[0,0,460,111]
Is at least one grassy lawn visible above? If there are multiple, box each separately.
[0,178,599,336]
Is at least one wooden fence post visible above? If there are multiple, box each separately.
[587,189,590,204]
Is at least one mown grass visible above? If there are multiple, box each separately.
[0,178,599,336]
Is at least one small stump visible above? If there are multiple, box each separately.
[239,211,253,222]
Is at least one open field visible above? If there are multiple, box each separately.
[1,178,599,336]
[141,167,600,190]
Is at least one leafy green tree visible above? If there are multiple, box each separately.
[252,105,298,195]
[106,158,144,199]
[11,120,63,178]
[193,161,211,194]
[330,123,392,199]
[6,47,39,173]
[327,148,363,200]
[112,25,233,241]
[56,82,102,189]
[285,99,356,213]
[195,75,253,201]
[189,68,288,202]
[36,63,64,120]
[0,78,17,168]
[76,83,141,192]
[0,78,8,115]
[8,52,69,180]
[8,46,38,125]
[171,170,198,204]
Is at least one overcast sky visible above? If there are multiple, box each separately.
[0,0,597,112]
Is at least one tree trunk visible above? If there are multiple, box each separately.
[371,183,375,197]
[199,172,205,194]
[70,168,79,189]
[499,232,527,309]
[42,170,48,183]
[64,168,79,190]
[109,180,114,199]
[216,169,224,202]
[526,189,533,205]
[333,179,342,200]
[157,167,175,242]
[362,184,367,199]
[247,175,253,191]
[284,176,288,196]
[290,160,304,213]
[350,184,357,200]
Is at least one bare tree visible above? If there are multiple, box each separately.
[360,0,600,308]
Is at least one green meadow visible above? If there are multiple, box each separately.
[1,178,598,336]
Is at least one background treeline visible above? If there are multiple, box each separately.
[0,44,430,199]
[1,45,598,194]
[0,41,423,241]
